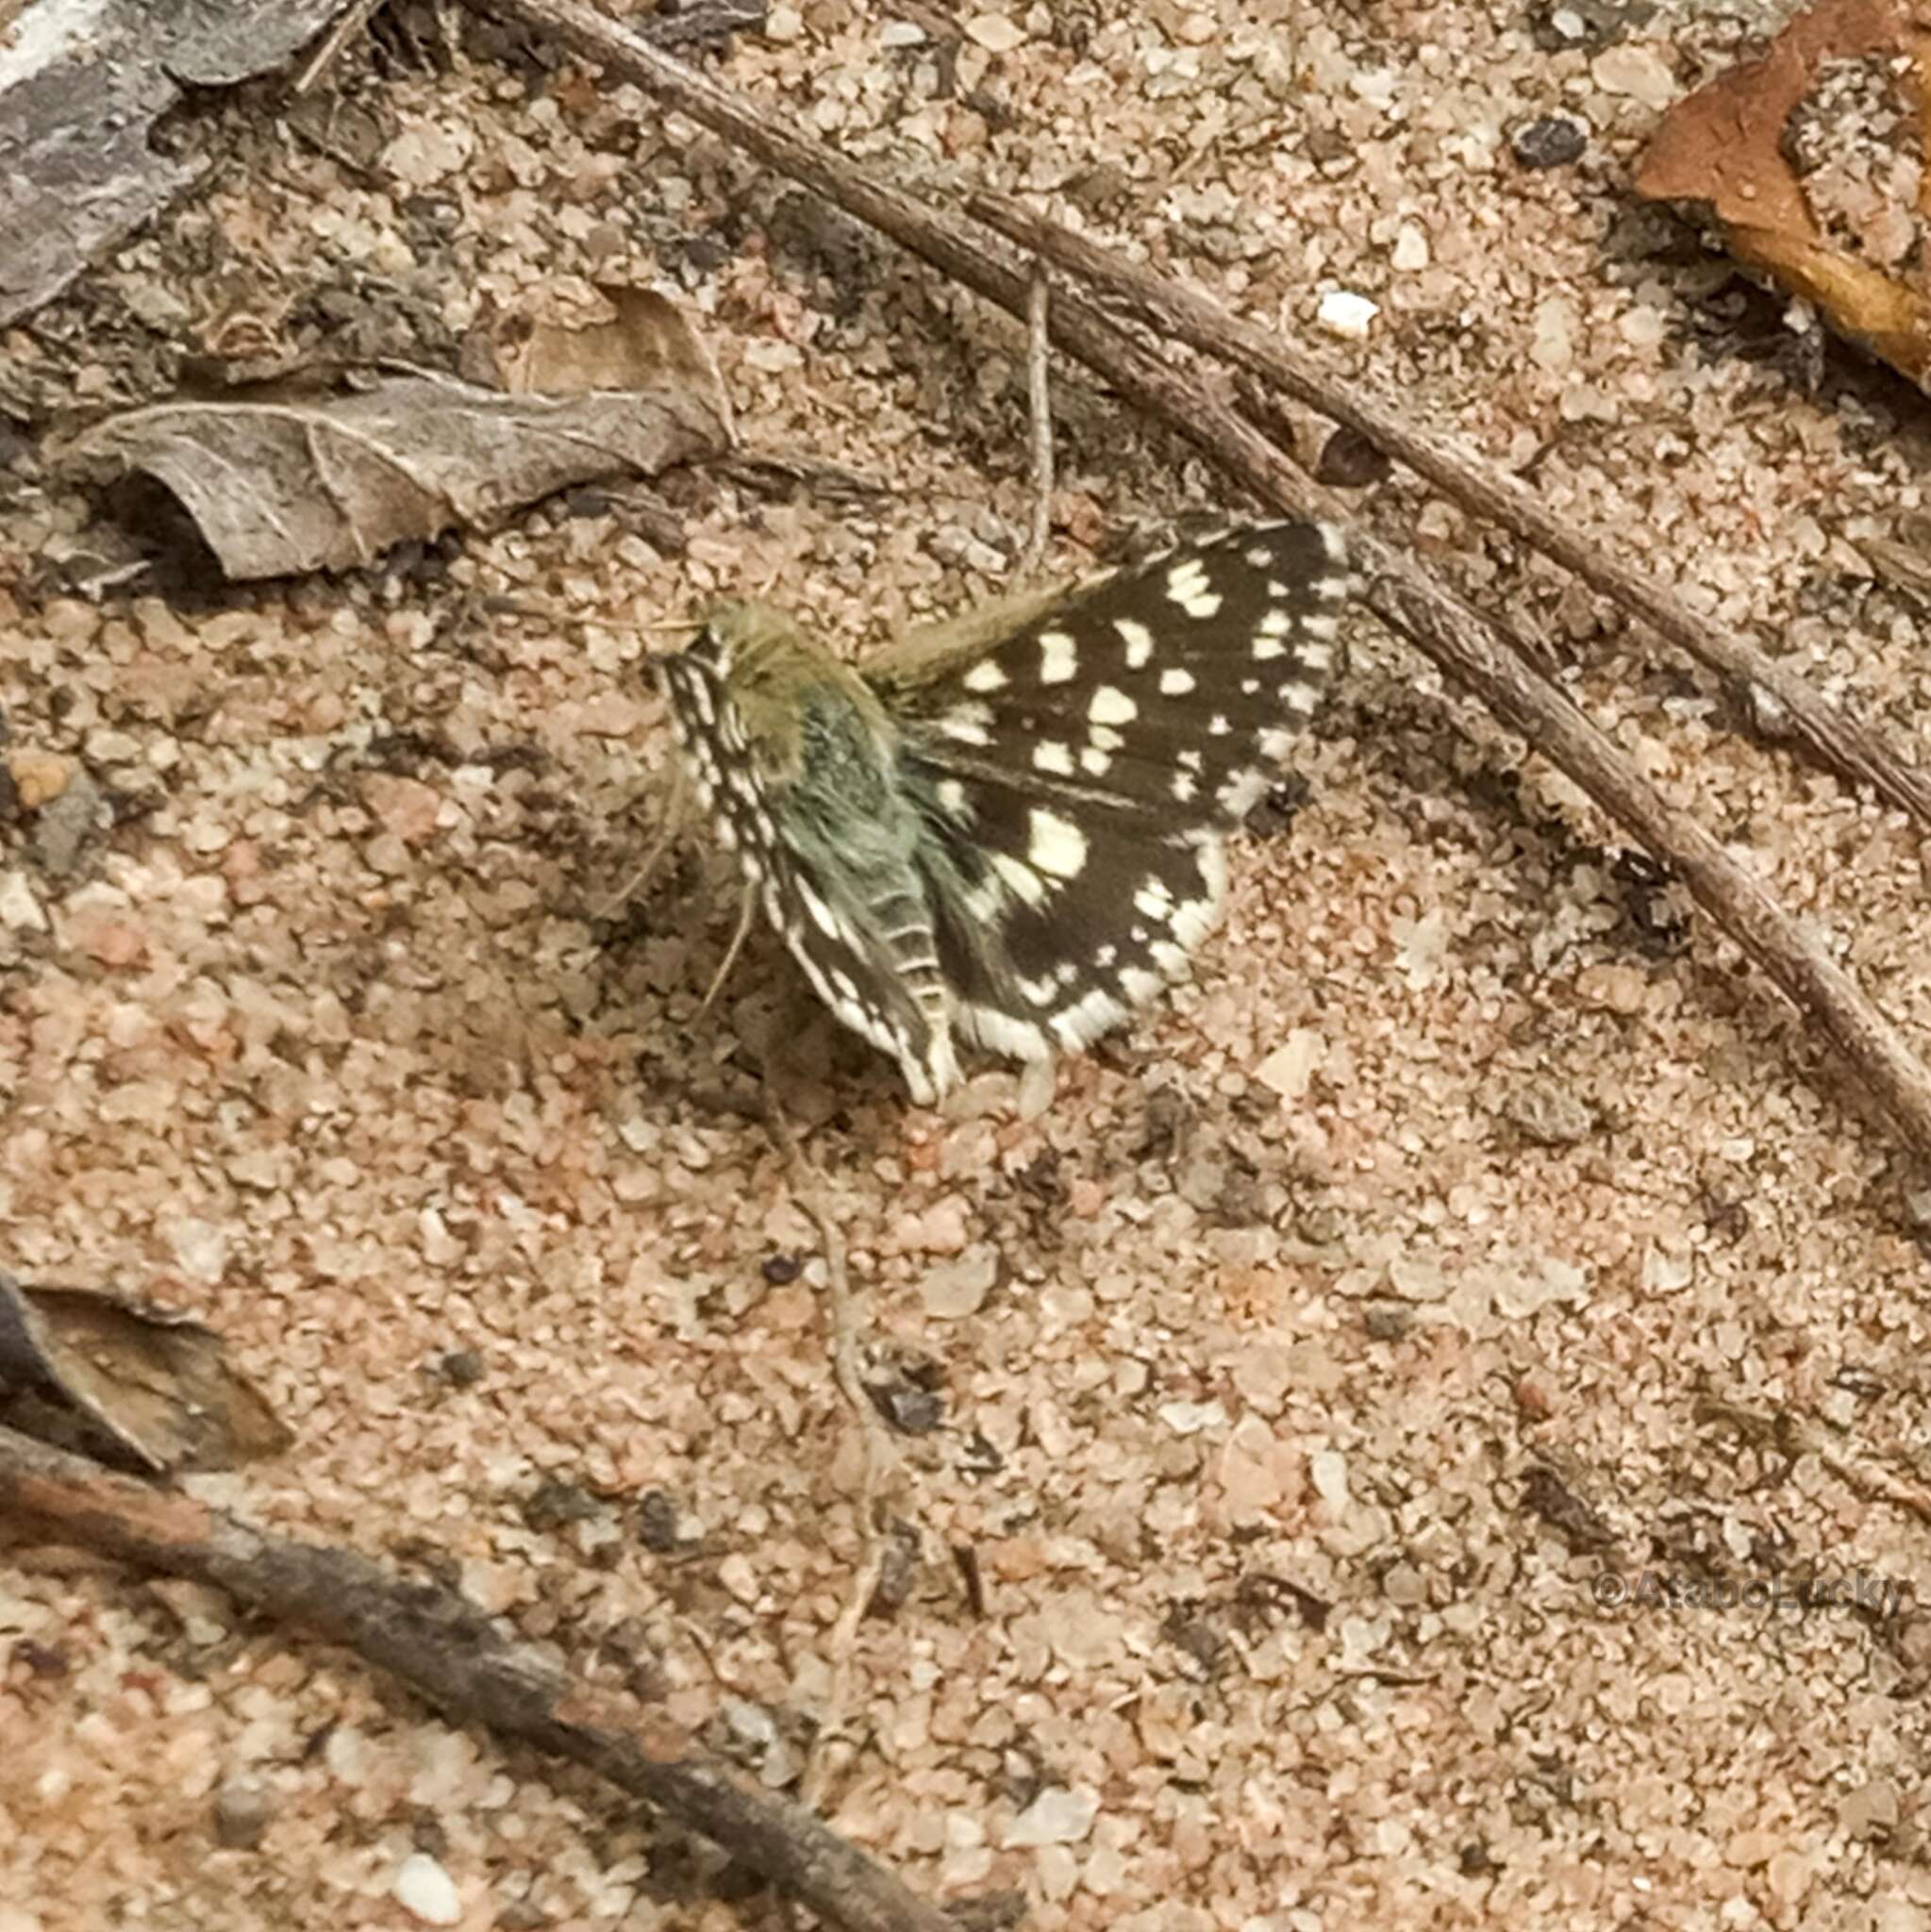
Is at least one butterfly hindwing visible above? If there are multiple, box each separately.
[871,521,1351,1057]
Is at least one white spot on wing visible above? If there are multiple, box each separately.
[1151,938,1191,977]
[1115,618,1155,668]
[962,658,1008,692]
[796,877,841,939]
[1027,807,1088,879]
[959,1002,1052,1062]
[1032,740,1074,775]
[1090,686,1137,725]
[1135,875,1176,921]
[1049,985,1129,1052]
[939,707,993,746]
[1038,630,1078,683]
[1158,667,1196,695]
[992,853,1048,907]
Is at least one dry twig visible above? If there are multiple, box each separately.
[0,1424,956,1932]
[758,1096,899,1814]
[968,190,1931,829]
[1019,266,1054,578]
[476,0,1931,1161]
[294,0,388,93]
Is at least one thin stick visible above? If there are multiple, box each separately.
[294,0,387,93]
[1020,266,1054,578]
[474,0,1931,1159]
[0,1425,956,1932]
[758,1097,897,1815]
[967,189,1931,829]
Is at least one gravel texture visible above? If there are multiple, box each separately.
[7,4,1931,1929]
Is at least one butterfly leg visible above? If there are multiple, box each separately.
[598,762,689,917]
[697,879,759,1015]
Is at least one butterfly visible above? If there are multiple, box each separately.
[649,521,1354,1104]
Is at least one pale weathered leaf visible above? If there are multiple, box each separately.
[491,283,737,441]
[65,371,727,580]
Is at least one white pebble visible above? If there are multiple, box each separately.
[919,1245,998,1318]
[964,13,1028,52]
[0,871,46,932]
[1004,1784,1099,1847]
[1315,291,1379,341]
[392,1853,462,1926]
[1310,1447,1349,1508]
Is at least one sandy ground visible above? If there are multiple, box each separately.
[6,2,1931,1927]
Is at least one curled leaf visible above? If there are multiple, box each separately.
[66,362,728,581]
[1636,0,1931,390]
[0,1274,291,1472]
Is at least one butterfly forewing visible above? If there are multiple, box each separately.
[872,521,1348,824]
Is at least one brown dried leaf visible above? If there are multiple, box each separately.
[491,283,736,440]
[1636,0,1931,390]
[65,369,727,580]
[0,1275,291,1472]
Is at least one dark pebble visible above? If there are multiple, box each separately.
[637,1489,682,1552]
[1313,425,1390,489]
[212,1778,273,1850]
[1512,117,1586,170]
[435,1348,486,1388]
[521,1477,604,1533]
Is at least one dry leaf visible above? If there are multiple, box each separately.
[0,1274,291,1472]
[66,369,727,580]
[1636,0,1931,390]
[491,283,737,441]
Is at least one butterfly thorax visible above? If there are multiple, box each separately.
[658,600,961,1101]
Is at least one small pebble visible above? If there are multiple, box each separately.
[435,1348,486,1388]
[212,1778,273,1851]
[637,1489,681,1552]
[393,1852,462,1926]
[1315,290,1379,341]
[918,1244,998,1318]
[1512,116,1587,169]
[1314,425,1391,488]
[1004,1784,1098,1848]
